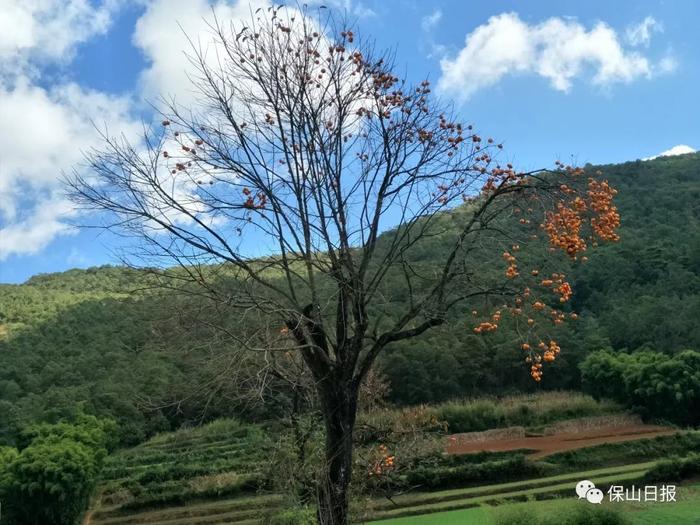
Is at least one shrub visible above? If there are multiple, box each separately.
[546,432,700,469]
[493,502,629,525]
[264,506,316,525]
[643,454,700,483]
[433,392,619,433]
[119,473,265,510]
[581,349,700,425]
[5,437,100,525]
[406,455,552,490]
[541,504,630,525]
[0,446,18,487]
[438,400,506,432]
[0,416,114,525]
[19,413,117,456]
[492,505,539,525]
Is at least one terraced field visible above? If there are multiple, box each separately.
[90,419,281,525]
[87,414,699,525]
[363,461,655,521]
[91,495,281,525]
[92,457,658,524]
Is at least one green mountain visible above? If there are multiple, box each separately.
[383,153,700,403]
[1,153,699,445]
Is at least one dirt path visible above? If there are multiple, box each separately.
[446,423,677,458]
[83,494,101,525]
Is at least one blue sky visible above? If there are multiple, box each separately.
[0,0,698,284]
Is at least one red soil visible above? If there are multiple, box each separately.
[446,423,677,459]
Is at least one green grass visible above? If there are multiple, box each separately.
[626,482,700,524]
[436,391,623,433]
[371,461,658,511]
[368,483,700,525]
[368,507,491,525]
[93,494,281,524]
[367,506,489,525]
[94,461,657,524]
[544,432,700,470]
[360,392,623,437]
[369,470,649,519]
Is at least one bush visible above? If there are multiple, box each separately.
[406,455,552,490]
[0,446,18,486]
[0,416,114,525]
[19,413,117,456]
[541,504,630,525]
[434,392,619,433]
[119,473,265,510]
[643,454,700,483]
[264,506,316,525]
[581,349,700,425]
[492,506,539,525]
[5,437,100,525]
[546,432,700,469]
[492,502,629,525]
[438,400,506,432]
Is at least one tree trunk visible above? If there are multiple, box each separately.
[317,380,358,525]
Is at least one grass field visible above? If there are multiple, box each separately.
[361,392,623,436]
[369,461,656,509]
[364,465,651,520]
[368,483,700,525]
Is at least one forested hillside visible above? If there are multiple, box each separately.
[382,153,700,403]
[1,153,699,447]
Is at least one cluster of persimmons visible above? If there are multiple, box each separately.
[472,165,621,382]
[367,444,395,478]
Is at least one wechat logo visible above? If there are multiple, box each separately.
[575,480,604,504]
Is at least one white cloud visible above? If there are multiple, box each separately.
[420,9,446,58]
[3,1,292,260]
[308,0,376,19]
[0,195,77,260]
[0,0,120,74]
[0,79,141,259]
[642,144,696,161]
[130,0,374,232]
[0,1,143,260]
[438,12,669,102]
[0,80,138,196]
[133,0,378,105]
[421,9,442,32]
[659,55,678,74]
[133,0,271,104]
[626,16,661,47]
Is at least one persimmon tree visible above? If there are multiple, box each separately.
[67,6,619,524]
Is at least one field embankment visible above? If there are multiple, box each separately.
[446,415,677,458]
